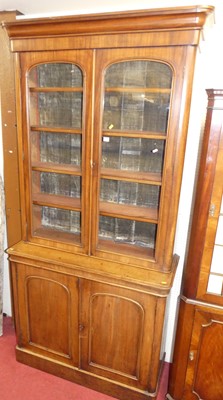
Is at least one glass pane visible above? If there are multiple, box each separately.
[100,179,160,208]
[30,91,83,128]
[99,216,156,249]
[103,91,170,133]
[102,137,164,173]
[207,274,223,295]
[210,245,223,274]
[33,205,80,234]
[103,61,172,133]
[220,195,223,214]
[29,63,83,88]
[32,172,81,198]
[31,131,81,166]
[105,61,172,89]
[215,216,223,245]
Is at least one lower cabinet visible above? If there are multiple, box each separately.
[167,298,223,400]
[10,255,167,400]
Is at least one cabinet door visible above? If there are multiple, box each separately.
[183,307,223,400]
[91,46,195,270]
[195,93,223,305]
[12,262,79,367]
[80,280,166,393]
[18,50,93,253]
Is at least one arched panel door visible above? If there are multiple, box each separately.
[18,51,93,254]
[14,263,79,366]
[91,46,194,271]
[80,280,166,392]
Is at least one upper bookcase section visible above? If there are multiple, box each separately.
[3,5,215,52]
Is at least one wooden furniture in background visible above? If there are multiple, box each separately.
[0,10,22,329]
[3,7,214,400]
[0,11,22,247]
[167,89,223,400]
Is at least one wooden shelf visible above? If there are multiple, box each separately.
[32,162,81,175]
[105,87,171,93]
[33,227,81,244]
[31,126,82,134]
[30,87,83,92]
[32,193,81,211]
[97,238,155,260]
[102,129,167,139]
[100,168,162,185]
[100,201,158,223]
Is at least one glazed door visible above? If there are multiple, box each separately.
[91,46,194,270]
[194,90,223,306]
[183,307,223,400]
[17,45,196,269]
[18,50,93,254]
[12,262,79,367]
[196,96,223,304]
[80,280,166,393]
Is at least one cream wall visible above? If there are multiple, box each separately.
[1,0,223,361]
